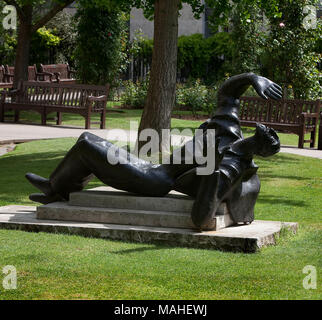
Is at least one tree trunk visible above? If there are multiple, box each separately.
[137,0,180,153]
[13,5,33,88]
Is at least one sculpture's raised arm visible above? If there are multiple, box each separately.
[218,72,283,101]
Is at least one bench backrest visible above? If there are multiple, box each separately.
[28,66,37,81]
[5,65,37,81]
[240,97,320,125]
[40,64,72,79]
[5,65,14,76]
[18,81,109,109]
[0,65,6,83]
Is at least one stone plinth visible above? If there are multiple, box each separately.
[36,187,234,231]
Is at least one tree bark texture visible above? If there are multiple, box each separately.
[137,0,180,153]
[13,5,33,88]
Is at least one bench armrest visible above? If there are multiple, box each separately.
[36,71,54,81]
[5,89,20,97]
[68,70,76,77]
[300,112,319,127]
[3,73,14,82]
[53,72,61,82]
[9,89,20,94]
[300,112,319,119]
[87,95,107,102]
[86,95,107,112]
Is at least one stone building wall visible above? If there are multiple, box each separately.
[129,3,205,40]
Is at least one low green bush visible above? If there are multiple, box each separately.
[120,77,149,109]
[120,78,217,115]
[176,79,217,116]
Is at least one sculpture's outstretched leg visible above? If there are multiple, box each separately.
[26,132,174,203]
[26,132,99,202]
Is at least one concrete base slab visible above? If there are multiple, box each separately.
[0,205,298,252]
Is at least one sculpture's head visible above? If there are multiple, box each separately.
[254,123,280,157]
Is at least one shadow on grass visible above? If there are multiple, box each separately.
[255,154,300,164]
[1,150,67,165]
[109,245,166,255]
[258,171,307,181]
[257,194,306,207]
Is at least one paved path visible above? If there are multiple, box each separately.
[0,143,15,157]
[0,123,321,159]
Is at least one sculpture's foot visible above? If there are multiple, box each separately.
[29,193,64,205]
[25,173,53,195]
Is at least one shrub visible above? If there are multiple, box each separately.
[120,77,218,115]
[120,77,149,109]
[129,30,153,62]
[176,79,217,116]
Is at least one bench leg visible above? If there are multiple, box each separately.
[56,112,62,125]
[0,105,4,122]
[14,110,20,123]
[318,121,322,150]
[41,111,47,126]
[100,110,106,129]
[85,113,91,130]
[298,123,305,149]
[310,129,316,148]
[298,133,304,149]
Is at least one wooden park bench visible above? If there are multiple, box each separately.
[0,81,110,129]
[239,97,320,149]
[40,63,76,83]
[5,65,56,82]
[0,65,13,89]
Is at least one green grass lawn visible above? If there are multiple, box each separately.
[4,105,318,148]
[0,138,321,300]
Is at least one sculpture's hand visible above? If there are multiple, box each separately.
[252,75,283,100]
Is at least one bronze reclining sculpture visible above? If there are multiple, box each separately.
[26,73,282,230]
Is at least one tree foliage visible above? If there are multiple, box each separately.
[3,0,75,32]
[262,0,321,99]
[86,0,204,19]
[46,11,77,65]
[228,1,265,75]
[207,0,321,99]
[0,1,16,64]
[74,3,128,86]
[131,32,233,83]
